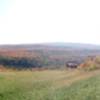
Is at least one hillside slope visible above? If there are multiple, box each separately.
[0,43,100,69]
[0,70,100,100]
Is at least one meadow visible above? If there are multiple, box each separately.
[0,70,100,100]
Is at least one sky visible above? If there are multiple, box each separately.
[0,0,100,44]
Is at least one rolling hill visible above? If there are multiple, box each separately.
[0,43,100,69]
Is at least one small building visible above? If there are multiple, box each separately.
[66,61,80,68]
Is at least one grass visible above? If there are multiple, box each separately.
[0,70,100,100]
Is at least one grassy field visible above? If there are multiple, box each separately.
[0,70,100,100]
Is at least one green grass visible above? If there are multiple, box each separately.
[54,76,100,100]
[0,70,100,100]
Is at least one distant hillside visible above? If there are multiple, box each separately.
[0,42,100,49]
[43,42,100,49]
[0,43,100,69]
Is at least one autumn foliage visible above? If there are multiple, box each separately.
[79,56,100,70]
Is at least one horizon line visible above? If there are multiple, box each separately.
[0,42,100,46]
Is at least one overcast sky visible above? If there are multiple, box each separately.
[0,0,100,44]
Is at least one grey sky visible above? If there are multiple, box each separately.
[0,0,100,44]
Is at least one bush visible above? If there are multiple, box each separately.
[79,56,100,71]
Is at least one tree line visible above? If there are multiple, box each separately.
[0,56,42,70]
